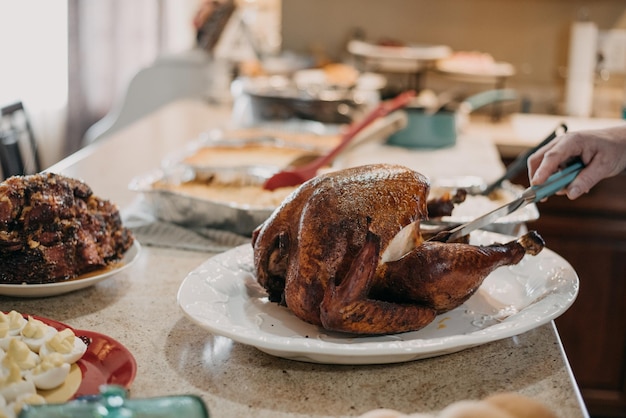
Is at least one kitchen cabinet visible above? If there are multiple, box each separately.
[503,158,626,418]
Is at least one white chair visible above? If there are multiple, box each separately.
[83,49,214,145]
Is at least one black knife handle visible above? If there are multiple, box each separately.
[482,123,568,196]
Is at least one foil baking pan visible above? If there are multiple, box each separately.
[129,168,296,236]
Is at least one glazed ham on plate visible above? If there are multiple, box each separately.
[0,173,134,284]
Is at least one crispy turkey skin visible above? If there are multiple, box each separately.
[252,164,544,335]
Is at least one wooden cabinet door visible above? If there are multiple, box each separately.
[506,162,626,417]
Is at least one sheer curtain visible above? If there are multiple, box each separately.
[0,0,68,169]
[65,0,198,155]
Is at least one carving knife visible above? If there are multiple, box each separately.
[430,158,585,243]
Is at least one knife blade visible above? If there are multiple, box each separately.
[430,158,585,243]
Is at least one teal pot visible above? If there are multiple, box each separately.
[387,89,517,149]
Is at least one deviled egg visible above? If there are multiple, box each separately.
[3,340,38,372]
[0,362,36,403]
[19,317,57,354]
[0,312,26,339]
[39,329,87,364]
[0,312,27,352]
[25,353,71,390]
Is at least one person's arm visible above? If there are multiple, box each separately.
[527,125,626,199]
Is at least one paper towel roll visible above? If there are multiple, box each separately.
[565,21,598,117]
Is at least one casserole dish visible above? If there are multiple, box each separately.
[128,168,296,236]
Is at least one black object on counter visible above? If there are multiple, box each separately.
[0,129,25,178]
[481,123,568,195]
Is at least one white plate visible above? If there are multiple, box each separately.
[347,40,452,73]
[0,241,141,298]
[348,39,452,61]
[177,231,578,364]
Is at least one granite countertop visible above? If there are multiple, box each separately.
[468,113,626,158]
[0,99,589,417]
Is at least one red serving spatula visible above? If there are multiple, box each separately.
[262,90,416,191]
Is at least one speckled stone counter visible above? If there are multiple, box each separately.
[0,100,589,417]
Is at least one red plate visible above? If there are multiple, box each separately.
[27,314,137,399]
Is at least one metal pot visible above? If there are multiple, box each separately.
[386,89,517,148]
[240,75,381,124]
[247,90,362,124]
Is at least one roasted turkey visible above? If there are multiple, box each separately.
[252,164,544,335]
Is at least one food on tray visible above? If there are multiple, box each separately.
[155,136,322,209]
[321,63,360,87]
[438,51,496,71]
[209,128,341,151]
[0,173,134,285]
[152,178,297,209]
[293,64,361,90]
[0,310,88,416]
[252,164,544,335]
[182,142,315,169]
[179,127,342,175]
[436,51,515,76]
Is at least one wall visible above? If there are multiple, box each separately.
[281,0,626,116]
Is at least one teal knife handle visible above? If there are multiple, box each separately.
[531,159,585,202]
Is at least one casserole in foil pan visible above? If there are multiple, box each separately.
[129,134,325,236]
[129,168,297,236]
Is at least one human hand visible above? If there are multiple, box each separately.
[527,125,626,199]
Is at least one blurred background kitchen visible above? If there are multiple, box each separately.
[1,0,625,416]
[1,0,625,168]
